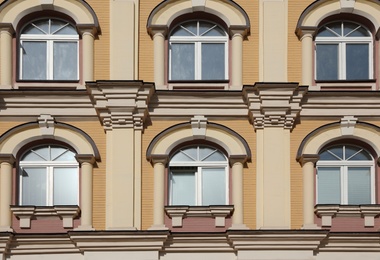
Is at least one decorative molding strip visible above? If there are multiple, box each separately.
[165,205,234,227]
[315,204,380,227]
[11,205,80,229]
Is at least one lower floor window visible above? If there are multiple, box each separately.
[19,145,79,206]
[169,145,228,206]
[317,144,374,205]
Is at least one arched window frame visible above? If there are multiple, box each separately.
[168,20,229,81]
[168,145,229,206]
[18,18,79,81]
[19,144,79,206]
[316,144,375,205]
[314,21,373,81]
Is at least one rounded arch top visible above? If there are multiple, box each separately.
[0,122,100,160]
[146,122,251,162]
[296,122,380,160]
[147,0,250,36]
[296,0,380,38]
[0,0,99,33]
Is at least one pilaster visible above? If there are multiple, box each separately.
[244,83,306,229]
[87,81,154,230]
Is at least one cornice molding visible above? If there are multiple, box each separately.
[86,81,155,131]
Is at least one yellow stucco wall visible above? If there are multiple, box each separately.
[87,0,110,80]
[288,0,312,83]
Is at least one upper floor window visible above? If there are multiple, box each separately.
[19,18,79,81]
[317,144,375,205]
[315,21,372,81]
[19,145,79,206]
[169,145,228,205]
[169,21,228,81]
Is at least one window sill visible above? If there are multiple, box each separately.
[11,205,80,229]
[13,81,84,90]
[165,205,234,228]
[167,80,229,90]
[314,204,380,227]
[311,80,376,91]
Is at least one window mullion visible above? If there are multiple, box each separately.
[47,166,53,206]
[197,167,201,205]
[340,42,346,80]
[342,166,347,204]
[47,40,53,80]
[195,42,201,80]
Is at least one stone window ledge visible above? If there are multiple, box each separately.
[165,205,234,227]
[315,204,380,227]
[10,205,80,229]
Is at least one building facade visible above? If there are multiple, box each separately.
[0,0,379,259]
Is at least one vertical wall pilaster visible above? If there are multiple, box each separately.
[299,155,319,229]
[0,24,14,87]
[76,155,95,230]
[245,83,307,229]
[86,81,154,230]
[150,156,168,229]
[0,154,15,231]
[230,30,244,90]
[78,26,96,82]
[230,156,248,229]
[151,29,167,89]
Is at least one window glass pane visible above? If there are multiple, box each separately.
[171,170,196,205]
[201,43,225,80]
[170,43,195,80]
[51,20,76,35]
[344,23,369,37]
[345,146,372,161]
[22,23,45,34]
[202,26,225,36]
[22,150,47,161]
[21,41,47,80]
[28,20,49,34]
[171,26,194,36]
[326,22,342,36]
[317,27,337,37]
[199,21,213,35]
[171,149,196,162]
[21,167,47,206]
[320,146,343,161]
[54,150,76,161]
[53,167,78,205]
[53,42,78,80]
[347,167,371,204]
[199,147,216,161]
[317,167,341,204]
[202,168,226,205]
[205,151,226,161]
[316,44,338,80]
[181,22,197,35]
[346,44,369,80]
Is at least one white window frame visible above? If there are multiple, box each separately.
[314,21,373,80]
[168,146,229,206]
[316,146,375,205]
[19,19,79,81]
[19,146,79,206]
[169,20,228,81]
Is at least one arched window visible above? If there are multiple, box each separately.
[19,145,79,206]
[317,144,375,205]
[19,18,79,81]
[169,145,228,205]
[169,21,228,81]
[315,21,372,81]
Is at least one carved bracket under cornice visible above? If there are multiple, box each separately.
[86,81,154,130]
[243,83,307,130]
